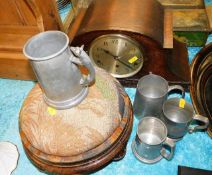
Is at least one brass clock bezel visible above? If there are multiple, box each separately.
[88,34,144,78]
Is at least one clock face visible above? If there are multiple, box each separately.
[89,34,144,78]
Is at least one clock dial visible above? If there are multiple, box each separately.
[89,34,144,78]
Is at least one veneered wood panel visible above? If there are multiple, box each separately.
[164,10,173,48]
[0,51,35,80]
[33,0,63,31]
[0,0,39,27]
[15,0,38,26]
[68,8,88,43]
[0,0,24,25]
[0,0,66,80]
[0,33,39,52]
[0,26,39,34]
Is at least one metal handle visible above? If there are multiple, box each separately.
[160,138,175,160]
[168,85,185,98]
[70,46,95,86]
[188,114,209,133]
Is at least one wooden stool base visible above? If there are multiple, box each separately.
[22,108,133,174]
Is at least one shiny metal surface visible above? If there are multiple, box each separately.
[161,98,209,140]
[89,34,143,78]
[133,73,185,120]
[137,117,167,145]
[23,31,95,109]
[132,117,175,164]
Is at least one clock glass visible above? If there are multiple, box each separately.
[89,34,144,78]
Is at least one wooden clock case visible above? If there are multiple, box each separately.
[72,0,191,88]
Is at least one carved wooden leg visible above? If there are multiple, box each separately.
[113,144,127,161]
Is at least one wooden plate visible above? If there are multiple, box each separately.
[190,43,212,137]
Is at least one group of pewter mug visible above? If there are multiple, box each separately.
[23,31,209,165]
[132,73,209,164]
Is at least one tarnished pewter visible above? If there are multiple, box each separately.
[161,98,209,141]
[23,31,95,109]
[133,73,185,120]
[132,117,175,164]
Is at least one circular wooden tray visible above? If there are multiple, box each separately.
[190,43,212,137]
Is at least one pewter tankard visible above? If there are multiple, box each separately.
[161,98,209,141]
[133,73,185,120]
[23,31,95,109]
[132,117,175,164]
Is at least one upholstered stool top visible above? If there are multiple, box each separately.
[20,68,122,157]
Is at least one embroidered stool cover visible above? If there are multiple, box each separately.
[19,68,133,174]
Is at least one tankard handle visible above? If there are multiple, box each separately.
[168,85,185,98]
[160,138,175,160]
[188,114,209,133]
[70,46,95,86]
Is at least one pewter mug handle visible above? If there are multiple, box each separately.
[188,114,209,133]
[168,85,185,98]
[70,46,95,86]
[160,138,175,160]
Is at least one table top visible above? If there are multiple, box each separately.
[0,1,212,175]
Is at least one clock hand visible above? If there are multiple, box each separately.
[117,53,129,59]
[116,59,134,70]
[102,49,117,57]
[102,49,134,69]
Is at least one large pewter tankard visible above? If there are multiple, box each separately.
[23,31,95,109]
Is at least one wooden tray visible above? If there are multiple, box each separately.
[190,43,212,138]
[72,0,190,89]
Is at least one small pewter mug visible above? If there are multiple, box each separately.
[23,31,95,109]
[160,98,209,141]
[133,73,185,120]
[132,117,175,164]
